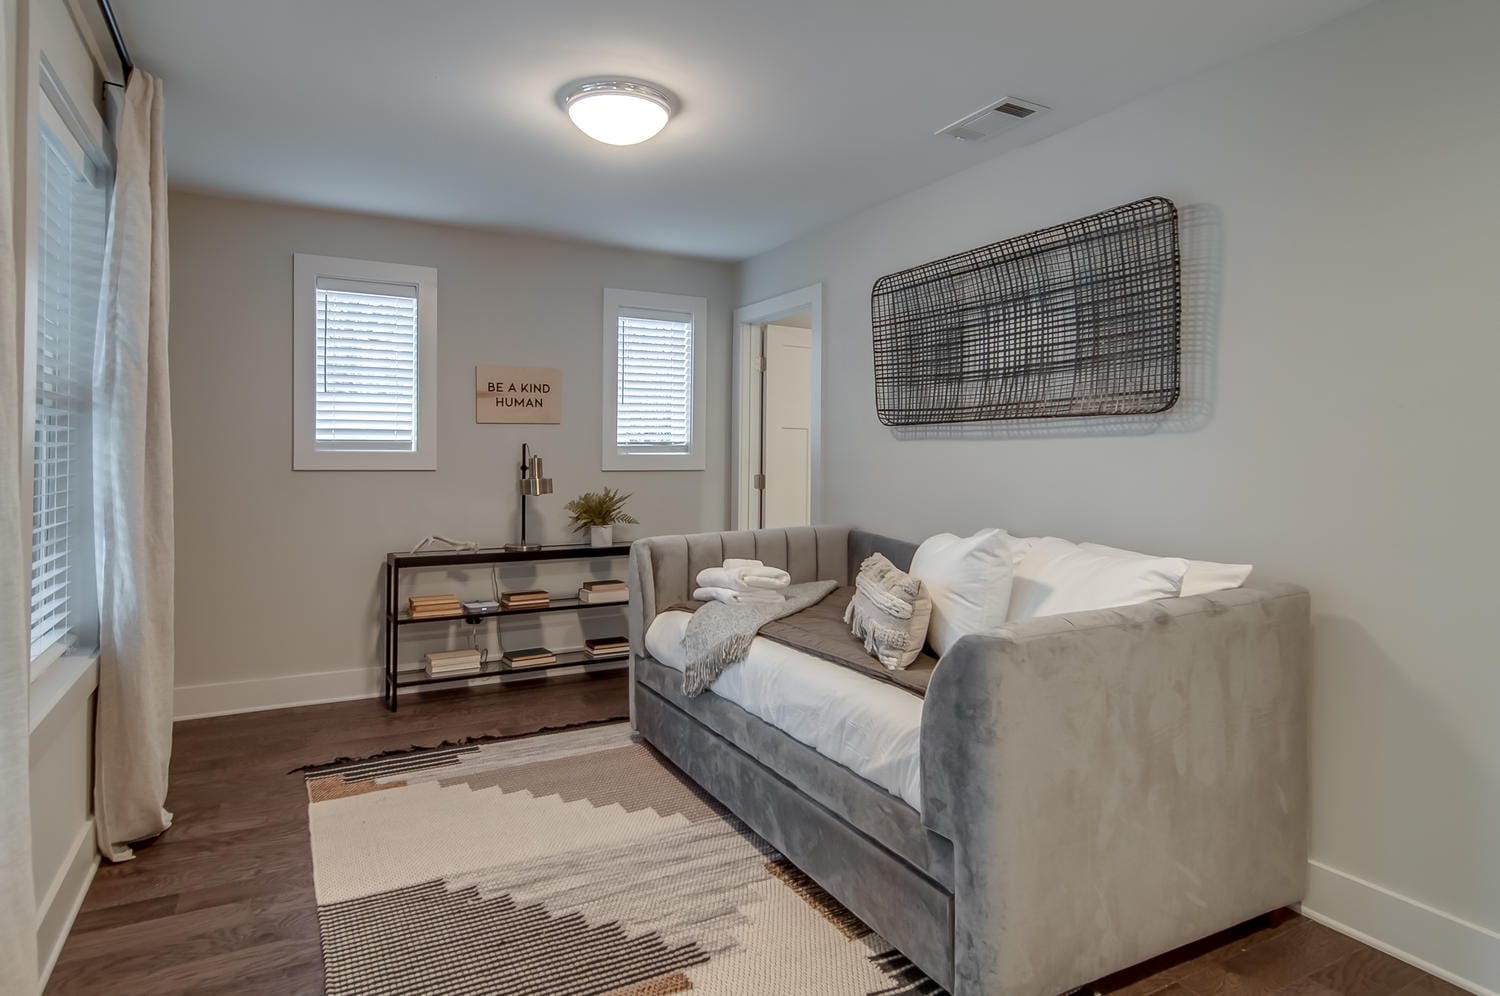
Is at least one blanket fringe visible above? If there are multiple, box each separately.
[680,579,838,698]
[683,633,753,697]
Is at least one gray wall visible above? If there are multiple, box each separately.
[738,0,1499,985]
[170,191,735,712]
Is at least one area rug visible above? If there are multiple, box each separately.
[303,722,943,995]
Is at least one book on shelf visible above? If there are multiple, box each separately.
[584,635,630,659]
[502,647,557,669]
[424,648,483,676]
[427,664,482,675]
[500,590,551,608]
[578,588,629,604]
[428,648,481,663]
[580,579,627,592]
[409,594,463,617]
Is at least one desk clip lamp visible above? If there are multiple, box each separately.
[506,443,552,551]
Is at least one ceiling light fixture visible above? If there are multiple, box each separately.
[557,79,676,146]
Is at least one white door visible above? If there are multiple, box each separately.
[761,324,813,528]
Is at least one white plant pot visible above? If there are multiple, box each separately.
[589,525,613,547]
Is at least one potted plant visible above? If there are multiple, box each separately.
[564,488,639,547]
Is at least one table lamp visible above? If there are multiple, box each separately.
[506,442,552,551]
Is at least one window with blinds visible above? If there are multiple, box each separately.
[601,289,706,471]
[31,123,107,664]
[293,255,436,470]
[615,310,694,453]
[314,279,420,451]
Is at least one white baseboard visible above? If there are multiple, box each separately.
[35,818,98,994]
[1302,859,1498,996]
[173,661,627,721]
[174,665,384,720]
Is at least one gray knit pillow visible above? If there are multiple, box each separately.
[843,553,932,670]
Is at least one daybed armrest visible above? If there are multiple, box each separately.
[921,584,1310,996]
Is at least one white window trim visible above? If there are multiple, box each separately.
[293,254,438,471]
[602,288,707,472]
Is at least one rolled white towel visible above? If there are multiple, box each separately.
[693,586,786,605]
[696,560,792,592]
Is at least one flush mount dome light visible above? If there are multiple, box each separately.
[558,79,676,146]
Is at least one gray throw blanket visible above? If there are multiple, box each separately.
[681,580,838,697]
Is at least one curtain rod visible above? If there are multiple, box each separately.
[97,0,134,88]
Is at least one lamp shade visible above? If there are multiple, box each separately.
[521,454,552,495]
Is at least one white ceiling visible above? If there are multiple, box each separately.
[116,0,1374,260]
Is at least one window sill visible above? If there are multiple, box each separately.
[30,652,100,736]
[292,449,437,472]
[603,453,706,472]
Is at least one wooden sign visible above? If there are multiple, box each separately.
[476,366,562,424]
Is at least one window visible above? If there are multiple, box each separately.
[602,289,707,471]
[29,113,108,669]
[293,254,437,470]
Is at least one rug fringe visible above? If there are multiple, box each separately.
[290,715,629,776]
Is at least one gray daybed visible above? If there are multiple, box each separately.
[627,525,1309,996]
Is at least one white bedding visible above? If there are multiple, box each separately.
[644,610,924,809]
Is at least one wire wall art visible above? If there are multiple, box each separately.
[870,197,1181,426]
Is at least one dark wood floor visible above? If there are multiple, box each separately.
[44,671,1465,996]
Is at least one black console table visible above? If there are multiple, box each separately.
[382,543,631,711]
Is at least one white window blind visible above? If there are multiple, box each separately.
[314,278,420,451]
[616,310,694,453]
[31,124,106,662]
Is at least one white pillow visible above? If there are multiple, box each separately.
[908,529,1015,657]
[1008,537,1188,621]
[1005,533,1039,566]
[1080,542,1252,597]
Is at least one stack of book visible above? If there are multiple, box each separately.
[584,636,630,660]
[408,594,463,619]
[501,646,557,670]
[424,648,483,678]
[500,589,550,610]
[578,579,628,604]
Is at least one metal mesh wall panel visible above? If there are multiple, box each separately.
[870,197,1180,426]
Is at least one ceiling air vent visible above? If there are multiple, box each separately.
[936,96,1048,142]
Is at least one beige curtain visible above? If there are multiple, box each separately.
[0,0,40,987]
[92,71,175,862]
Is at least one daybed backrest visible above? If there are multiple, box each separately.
[849,529,918,574]
[627,526,853,653]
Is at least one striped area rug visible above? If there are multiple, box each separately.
[304,722,944,995]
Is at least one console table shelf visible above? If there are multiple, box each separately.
[387,543,631,569]
[382,543,631,711]
[393,597,627,625]
[392,650,627,688]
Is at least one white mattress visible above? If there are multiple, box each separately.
[644,610,924,809]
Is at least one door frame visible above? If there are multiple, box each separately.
[731,284,823,530]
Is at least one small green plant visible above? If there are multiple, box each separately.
[565,488,640,531]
